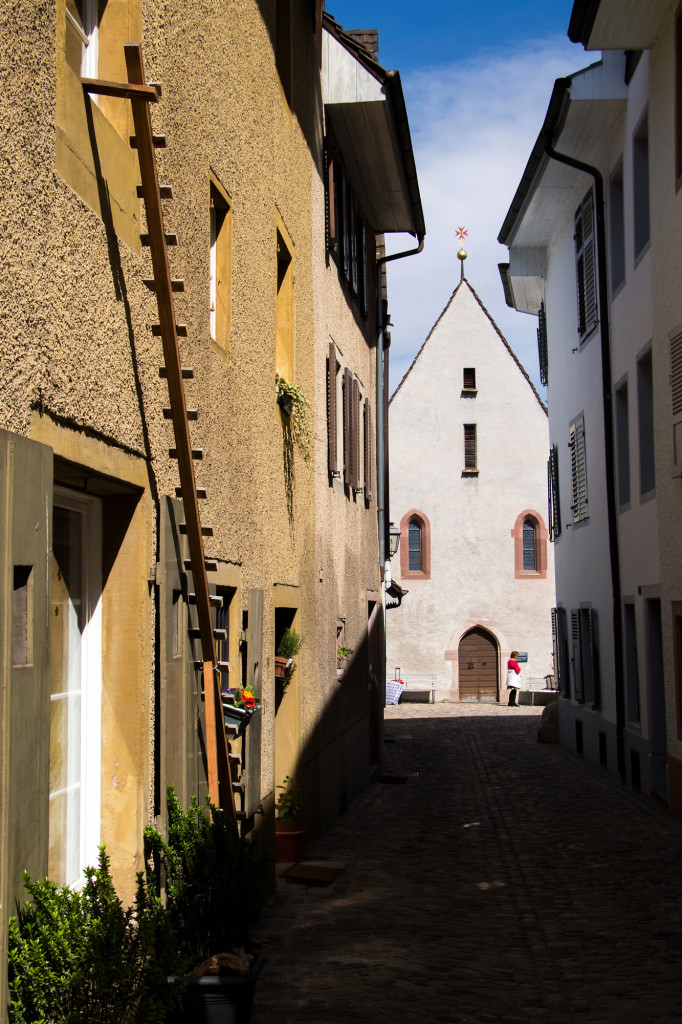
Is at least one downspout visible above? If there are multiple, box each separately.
[543,136,626,783]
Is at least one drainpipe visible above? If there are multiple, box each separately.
[543,136,626,783]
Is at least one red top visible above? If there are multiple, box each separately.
[507,659,520,675]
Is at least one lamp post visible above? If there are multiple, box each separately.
[388,522,400,558]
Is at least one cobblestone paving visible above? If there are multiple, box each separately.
[252,703,682,1023]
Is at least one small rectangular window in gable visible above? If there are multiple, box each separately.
[537,303,548,387]
[463,424,477,471]
[462,368,476,392]
[575,191,598,341]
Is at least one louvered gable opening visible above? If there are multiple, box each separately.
[464,424,477,470]
[463,367,476,391]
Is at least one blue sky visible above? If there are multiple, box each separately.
[330,1,586,395]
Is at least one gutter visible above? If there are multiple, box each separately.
[567,0,601,45]
[542,135,626,784]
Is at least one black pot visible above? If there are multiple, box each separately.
[277,392,294,417]
[168,955,265,1024]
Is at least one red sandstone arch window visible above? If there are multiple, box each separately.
[400,510,431,580]
[511,511,548,579]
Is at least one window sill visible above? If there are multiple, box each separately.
[401,570,430,581]
[461,469,479,477]
[516,570,546,580]
[461,388,478,397]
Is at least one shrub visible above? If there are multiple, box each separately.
[276,627,304,659]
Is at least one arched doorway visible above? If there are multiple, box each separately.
[458,628,498,702]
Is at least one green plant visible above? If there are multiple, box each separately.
[277,627,304,659]
[337,646,353,660]
[276,376,315,463]
[276,776,303,822]
[144,786,268,969]
[7,848,179,1024]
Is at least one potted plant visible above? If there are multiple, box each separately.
[274,775,305,863]
[144,786,268,1024]
[222,683,261,734]
[276,377,315,463]
[275,627,303,686]
[337,645,353,671]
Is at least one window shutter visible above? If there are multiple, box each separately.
[328,342,339,476]
[569,417,588,522]
[571,609,584,702]
[351,375,361,491]
[537,302,548,386]
[342,174,350,281]
[671,330,682,472]
[326,151,336,254]
[464,424,477,470]
[343,367,353,485]
[0,430,53,944]
[552,607,570,698]
[364,398,373,501]
[580,607,599,708]
[350,197,359,296]
[575,191,598,340]
[548,444,561,540]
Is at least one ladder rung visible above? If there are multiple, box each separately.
[181,524,214,537]
[161,366,194,379]
[226,724,239,740]
[169,447,203,460]
[175,486,207,498]
[153,323,188,337]
[235,810,247,821]
[184,558,218,572]
[163,407,198,420]
[130,133,167,148]
[189,627,227,640]
[194,660,230,672]
[232,782,245,795]
[143,278,185,292]
[138,184,173,199]
[141,232,178,246]
[188,590,222,605]
[229,754,241,771]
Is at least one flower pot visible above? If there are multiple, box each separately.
[274,819,306,862]
[168,955,265,1024]
[277,392,293,417]
[274,656,292,681]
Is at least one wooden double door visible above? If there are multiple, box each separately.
[458,628,498,702]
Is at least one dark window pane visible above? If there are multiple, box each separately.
[408,521,421,571]
[522,520,536,570]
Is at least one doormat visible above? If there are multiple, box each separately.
[281,863,343,886]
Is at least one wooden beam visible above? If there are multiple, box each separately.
[81,77,159,102]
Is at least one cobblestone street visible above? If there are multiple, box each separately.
[252,703,682,1024]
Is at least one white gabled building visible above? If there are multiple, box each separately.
[499,42,667,803]
[386,269,555,704]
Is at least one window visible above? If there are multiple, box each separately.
[609,158,625,294]
[575,190,598,341]
[547,444,561,540]
[615,379,630,507]
[399,510,431,580]
[49,489,102,887]
[637,348,655,497]
[462,368,476,392]
[569,415,589,523]
[511,510,548,578]
[624,600,641,724]
[210,181,232,355]
[671,329,682,472]
[275,221,294,381]
[329,155,370,317]
[633,111,650,260]
[463,424,477,473]
[537,303,548,387]
[66,0,98,78]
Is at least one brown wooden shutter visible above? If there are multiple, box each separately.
[328,342,339,475]
[351,376,361,490]
[464,424,477,469]
[360,222,368,317]
[350,197,359,295]
[364,398,373,502]
[0,429,52,1003]
[326,151,336,254]
[341,174,350,281]
[343,367,353,485]
[575,191,598,339]
[244,589,263,817]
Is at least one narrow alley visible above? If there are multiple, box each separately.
[253,703,682,1024]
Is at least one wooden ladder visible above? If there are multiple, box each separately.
[82,44,236,820]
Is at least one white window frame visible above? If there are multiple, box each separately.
[50,487,102,887]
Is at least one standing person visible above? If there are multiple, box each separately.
[507,650,521,707]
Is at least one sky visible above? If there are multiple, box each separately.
[329,1,587,397]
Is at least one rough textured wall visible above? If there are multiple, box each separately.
[387,280,555,696]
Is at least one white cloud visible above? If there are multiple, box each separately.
[385,35,582,396]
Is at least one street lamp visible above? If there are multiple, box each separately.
[388,522,400,558]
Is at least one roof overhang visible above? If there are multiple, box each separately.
[498,52,627,313]
[322,15,425,238]
[568,0,669,49]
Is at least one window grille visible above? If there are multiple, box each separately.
[408,521,421,571]
[522,520,536,570]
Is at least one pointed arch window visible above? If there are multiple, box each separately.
[399,510,431,580]
[511,510,548,579]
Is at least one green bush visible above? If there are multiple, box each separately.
[7,848,180,1024]
[276,627,303,659]
[144,786,268,969]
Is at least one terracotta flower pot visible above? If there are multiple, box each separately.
[274,819,306,862]
[274,656,292,680]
